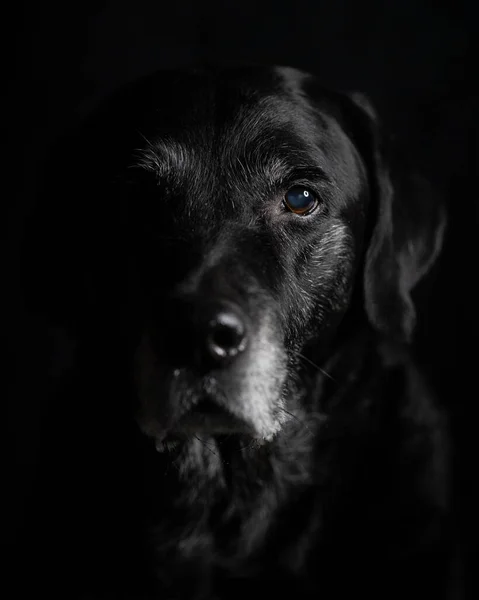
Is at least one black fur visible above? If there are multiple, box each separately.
[23,66,454,599]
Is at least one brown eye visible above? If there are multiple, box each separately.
[284,186,318,215]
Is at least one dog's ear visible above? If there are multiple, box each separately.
[345,92,446,342]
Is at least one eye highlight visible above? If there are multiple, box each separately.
[283,186,318,215]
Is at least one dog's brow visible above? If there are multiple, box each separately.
[274,164,330,183]
[239,127,331,183]
[255,154,330,186]
[132,131,331,189]
[133,140,191,176]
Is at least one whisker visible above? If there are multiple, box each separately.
[279,406,314,434]
[297,352,336,382]
[137,130,155,148]
[193,434,219,458]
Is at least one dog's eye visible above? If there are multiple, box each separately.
[284,186,318,215]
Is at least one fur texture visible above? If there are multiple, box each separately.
[23,66,453,600]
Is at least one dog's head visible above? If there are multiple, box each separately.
[31,66,445,446]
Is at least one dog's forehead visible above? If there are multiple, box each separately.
[132,67,364,194]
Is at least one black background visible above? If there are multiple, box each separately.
[6,0,476,595]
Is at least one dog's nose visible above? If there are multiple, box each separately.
[155,297,248,369]
[205,308,247,365]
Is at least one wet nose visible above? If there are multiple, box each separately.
[205,307,247,365]
[156,297,248,369]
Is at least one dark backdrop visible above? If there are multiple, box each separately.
[7,0,476,594]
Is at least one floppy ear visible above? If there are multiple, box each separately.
[347,93,447,342]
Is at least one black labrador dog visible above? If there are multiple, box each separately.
[24,66,454,599]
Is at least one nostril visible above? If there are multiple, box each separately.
[210,324,233,350]
[210,321,241,350]
[206,311,247,362]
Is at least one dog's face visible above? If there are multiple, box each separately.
[36,66,443,450]
[127,67,370,446]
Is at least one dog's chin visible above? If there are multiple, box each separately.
[138,396,262,453]
[154,426,259,454]
[173,407,254,435]
[136,363,290,449]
